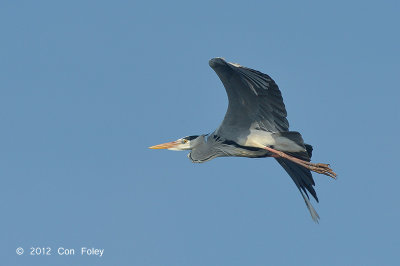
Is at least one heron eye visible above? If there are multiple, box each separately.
[182,139,188,144]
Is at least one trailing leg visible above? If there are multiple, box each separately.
[264,146,337,179]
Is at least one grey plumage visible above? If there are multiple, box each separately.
[150,57,337,222]
[210,58,289,140]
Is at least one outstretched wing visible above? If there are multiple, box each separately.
[209,58,319,221]
[209,58,289,140]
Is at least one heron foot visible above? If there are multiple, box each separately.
[305,162,337,179]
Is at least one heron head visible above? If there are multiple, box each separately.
[149,135,205,151]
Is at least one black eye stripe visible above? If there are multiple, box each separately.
[184,135,199,141]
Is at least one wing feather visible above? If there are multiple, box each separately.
[275,158,320,222]
[209,58,289,140]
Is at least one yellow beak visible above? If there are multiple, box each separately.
[149,141,179,149]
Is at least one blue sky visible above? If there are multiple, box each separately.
[1,1,399,265]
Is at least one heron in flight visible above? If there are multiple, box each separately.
[150,58,336,222]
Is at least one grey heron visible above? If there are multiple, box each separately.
[149,58,336,222]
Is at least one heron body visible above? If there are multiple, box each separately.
[150,58,336,222]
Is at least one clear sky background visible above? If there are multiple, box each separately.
[1,1,399,265]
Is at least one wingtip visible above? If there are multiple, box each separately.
[209,57,227,68]
[302,192,320,223]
